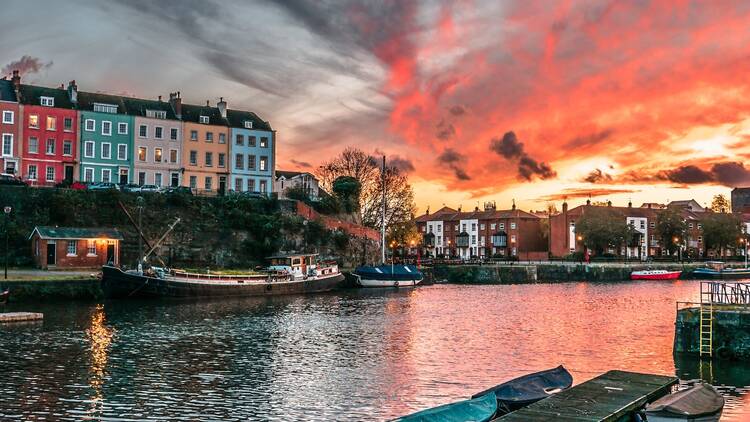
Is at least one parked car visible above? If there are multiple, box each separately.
[0,173,27,186]
[120,183,141,193]
[163,186,193,195]
[242,191,266,199]
[88,182,120,191]
[140,184,160,193]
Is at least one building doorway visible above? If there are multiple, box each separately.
[46,241,56,266]
[119,168,129,185]
[64,165,74,183]
[219,176,227,196]
[171,172,179,187]
[106,242,115,265]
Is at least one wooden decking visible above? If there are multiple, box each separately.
[0,312,44,323]
[496,370,677,421]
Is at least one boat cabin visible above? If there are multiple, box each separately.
[29,226,122,270]
[267,253,319,280]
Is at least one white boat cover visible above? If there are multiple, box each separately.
[645,383,724,417]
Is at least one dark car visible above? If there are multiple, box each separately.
[120,183,141,193]
[88,182,120,191]
[163,186,193,195]
[0,174,27,186]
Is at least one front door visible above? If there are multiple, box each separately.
[46,242,56,266]
[119,169,129,185]
[64,165,74,183]
[171,172,179,187]
[219,176,227,196]
[106,243,115,265]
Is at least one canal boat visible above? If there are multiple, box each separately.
[644,383,724,422]
[692,261,750,279]
[471,365,573,415]
[354,156,423,288]
[101,253,345,299]
[631,270,682,280]
[393,392,497,422]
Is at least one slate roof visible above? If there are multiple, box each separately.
[225,108,273,131]
[415,207,540,223]
[276,170,314,179]
[181,103,227,125]
[18,84,75,108]
[29,226,124,240]
[0,79,17,102]
[121,96,178,119]
[77,90,132,114]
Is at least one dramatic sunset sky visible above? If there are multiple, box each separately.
[3,0,750,212]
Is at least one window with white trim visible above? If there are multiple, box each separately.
[139,125,147,138]
[205,176,212,190]
[64,117,73,131]
[117,144,127,160]
[146,110,166,119]
[29,114,39,128]
[199,115,209,124]
[84,168,94,182]
[510,222,517,230]
[1,111,13,124]
[155,172,162,187]
[102,143,111,159]
[46,166,54,182]
[84,141,95,158]
[189,176,197,189]
[154,148,162,163]
[102,121,112,136]
[87,240,96,255]
[219,133,226,144]
[67,240,77,255]
[45,138,55,155]
[102,168,111,183]
[235,177,242,192]
[28,137,38,154]
[155,127,163,139]
[40,96,54,107]
[28,165,37,180]
[169,149,178,163]
[63,140,72,156]
[1,134,12,157]
[170,128,178,140]
[85,119,95,131]
[259,156,267,171]
[244,120,253,129]
[138,147,147,162]
[118,122,128,135]
[93,103,117,114]
[46,116,56,131]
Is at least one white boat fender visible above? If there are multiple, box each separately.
[394,281,399,288]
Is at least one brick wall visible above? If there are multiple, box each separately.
[31,234,119,269]
[295,201,380,242]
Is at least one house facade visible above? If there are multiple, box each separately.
[78,92,134,184]
[414,203,548,260]
[181,102,229,194]
[275,171,320,200]
[227,108,275,194]
[18,82,79,186]
[126,97,182,187]
[0,77,20,175]
[29,226,122,269]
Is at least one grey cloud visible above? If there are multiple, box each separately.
[437,148,470,181]
[490,131,557,181]
[583,169,613,183]
[435,119,456,140]
[290,159,312,168]
[388,156,415,173]
[565,129,614,149]
[2,55,52,77]
[449,105,467,116]
[490,131,524,159]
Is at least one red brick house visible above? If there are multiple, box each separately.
[29,226,122,269]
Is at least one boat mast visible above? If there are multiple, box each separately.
[381,155,386,265]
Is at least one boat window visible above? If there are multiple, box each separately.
[292,258,301,265]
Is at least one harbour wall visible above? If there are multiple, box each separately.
[428,263,705,284]
[675,307,750,360]
[2,279,102,301]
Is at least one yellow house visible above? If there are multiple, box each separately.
[180,100,230,194]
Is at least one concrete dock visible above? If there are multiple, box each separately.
[496,370,677,421]
[0,312,44,323]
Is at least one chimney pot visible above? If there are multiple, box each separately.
[158,95,162,102]
[562,202,568,213]
[67,80,78,104]
[586,199,591,206]
[217,97,227,118]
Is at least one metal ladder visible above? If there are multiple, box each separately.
[699,282,713,358]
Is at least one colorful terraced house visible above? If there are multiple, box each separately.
[0,77,20,175]
[181,99,230,194]
[127,96,182,187]
[78,92,135,184]
[227,106,275,193]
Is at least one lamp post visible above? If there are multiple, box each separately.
[673,236,680,262]
[136,196,144,273]
[3,206,10,279]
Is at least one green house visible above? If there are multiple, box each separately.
[78,92,134,183]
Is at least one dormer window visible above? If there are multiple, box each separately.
[93,103,118,114]
[40,96,54,107]
[199,116,209,124]
[244,120,253,129]
[146,110,167,119]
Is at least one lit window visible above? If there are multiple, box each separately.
[29,114,39,128]
[260,137,268,147]
[259,156,267,171]
[138,147,147,162]
[259,180,267,193]
[511,222,517,229]
[154,148,162,163]
[67,240,77,255]
[87,240,96,255]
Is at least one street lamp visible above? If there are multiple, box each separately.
[3,206,11,279]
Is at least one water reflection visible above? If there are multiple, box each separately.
[0,282,747,420]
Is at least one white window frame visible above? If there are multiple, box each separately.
[46,116,56,131]
[1,134,12,157]
[244,120,253,129]
[63,117,73,132]
[170,128,178,140]
[87,240,97,256]
[67,240,77,256]
[29,114,39,129]
[40,96,54,107]
[45,138,55,155]
[155,172,162,187]
[169,149,178,164]
[139,124,148,138]
[511,222,517,230]
[84,168,94,182]
[28,165,37,180]
[138,147,147,162]
[101,168,111,183]
[102,121,112,136]
[118,144,127,160]
[1,111,13,124]
[118,122,128,135]
[63,140,72,156]
[101,142,112,159]
[84,141,95,158]
[199,115,209,124]
[154,147,162,163]
[46,166,55,182]
[85,119,95,132]
[154,126,163,139]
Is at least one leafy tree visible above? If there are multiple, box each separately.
[710,194,730,213]
[317,147,416,231]
[284,185,311,203]
[332,176,361,213]
[656,208,687,255]
[701,213,743,257]
[575,207,634,255]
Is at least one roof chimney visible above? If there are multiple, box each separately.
[586,199,591,206]
[158,95,162,102]
[562,202,568,213]
[628,200,632,208]
[206,100,210,107]
[217,97,227,118]
[169,92,182,119]
[67,80,78,104]
[512,199,516,210]
[607,200,612,207]
[647,203,652,209]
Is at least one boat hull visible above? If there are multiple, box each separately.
[631,271,682,280]
[101,266,345,299]
[353,264,424,288]
[0,289,8,304]
[644,412,721,422]
[355,277,421,288]
[692,268,750,279]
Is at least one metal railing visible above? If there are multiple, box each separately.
[701,281,750,306]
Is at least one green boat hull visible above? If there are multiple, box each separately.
[394,392,497,422]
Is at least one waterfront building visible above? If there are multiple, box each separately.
[78,92,134,184]
[732,187,750,213]
[0,76,20,175]
[125,96,182,187]
[29,226,122,269]
[181,101,230,195]
[17,79,79,185]
[226,106,274,194]
[275,170,319,200]
[415,202,548,260]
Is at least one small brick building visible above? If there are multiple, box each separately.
[29,226,123,270]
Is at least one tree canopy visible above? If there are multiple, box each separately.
[710,194,730,213]
[575,207,635,255]
[656,208,687,254]
[701,212,743,257]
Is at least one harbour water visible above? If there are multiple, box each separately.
[0,280,748,421]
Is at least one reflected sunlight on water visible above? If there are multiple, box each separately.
[0,280,748,420]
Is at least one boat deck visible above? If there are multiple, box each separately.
[495,370,677,421]
[0,312,44,323]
